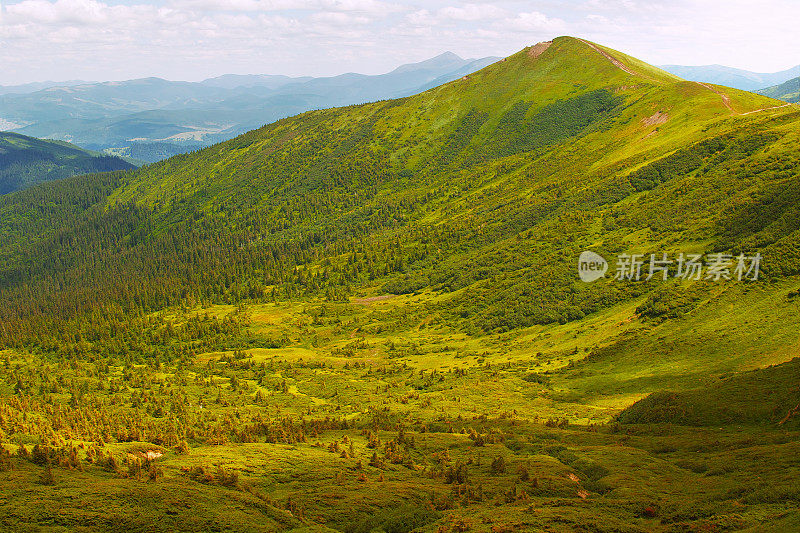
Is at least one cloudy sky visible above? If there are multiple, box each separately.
[1,0,798,84]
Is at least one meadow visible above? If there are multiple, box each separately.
[0,37,799,531]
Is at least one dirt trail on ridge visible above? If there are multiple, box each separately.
[695,82,733,111]
[528,41,552,59]
[740,103,794,115]
[695,81,795,115]
[576,39,794,118]
[577,38,637,75]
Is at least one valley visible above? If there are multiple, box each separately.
[0,36,799,532]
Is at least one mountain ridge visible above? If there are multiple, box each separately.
[3,35,794,326]
[660,63,800,90]
[757,75,800,103]
[1,35,800,531]
[0,52,500,163]
[0,131,135,195]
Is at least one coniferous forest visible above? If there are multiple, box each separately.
[0,37,799,531]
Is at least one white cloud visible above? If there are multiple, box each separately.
[168,0,307,11]
[0,0,798,84]
[500,11,566,33]
[168,0,399,13]
[309,11,370,26]
[5,0,121,25]
[405,8,432,25]
[317,0,399,12]
[438,4,506,22]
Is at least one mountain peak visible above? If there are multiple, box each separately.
[432,51,462,60]
[390,52,467,74]
[492,35,683,86]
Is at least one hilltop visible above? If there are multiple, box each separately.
[0,36,799,531]
[0,131,135,194]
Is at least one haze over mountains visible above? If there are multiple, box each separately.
[0,80,93,97]
[0,52,499,163]
[2,51,797,168]
[659,63,800,91]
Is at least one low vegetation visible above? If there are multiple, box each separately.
[0,36,798,530]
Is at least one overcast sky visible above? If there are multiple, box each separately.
[1,0,798,84]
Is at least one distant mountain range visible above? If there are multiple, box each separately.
[0,131,134,194]
[0,80,93,96]
[4,55,792,166]
[0,53,499,163]
[757,76,800,103]
[659,63,800,91]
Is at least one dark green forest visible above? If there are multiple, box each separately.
[0,36,799,532]
[0,132,134,195]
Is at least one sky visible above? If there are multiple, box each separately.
[1,0,798,84]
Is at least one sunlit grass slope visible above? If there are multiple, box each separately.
[0,36,799,532]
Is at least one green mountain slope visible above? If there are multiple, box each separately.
[618,356,800,426]
[757,75,800,103]
[0,131,135,194]
[2,36,794,330]
[1,36,800,531]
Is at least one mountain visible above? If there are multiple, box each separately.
[0,80,92,96]
[265,51,502,103]
[390,51,465,74]
[0,53,499,162]
[0,131,135,194]
[0,37,799,530]
[0,77,230,125]
[757,75,800,103]
[199,74,314,90]
[398,56,502,93]
[660,63,800,90]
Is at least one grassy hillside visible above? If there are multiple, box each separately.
[757,76,800,103]
[0,36,799,531]
[0,131,135,194]
[618,356,800,426]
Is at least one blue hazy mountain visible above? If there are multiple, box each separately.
[0,80,93,96]
[659,63,800,91]
[0,53,499,163]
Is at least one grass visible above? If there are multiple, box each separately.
[2,419,797,531]
[1,36,800,531]
[3,273,799,530]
